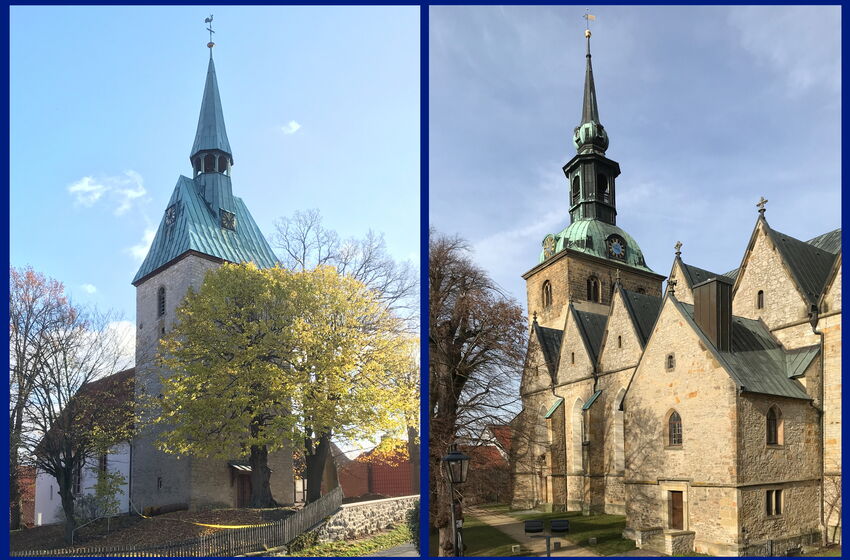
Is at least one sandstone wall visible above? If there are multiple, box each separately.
[732,222,809,329]
[316,495,418,542]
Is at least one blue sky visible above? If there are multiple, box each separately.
[429,5,841,311]
[11,6,421,336]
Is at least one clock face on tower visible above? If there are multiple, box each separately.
[543,234,556,259]
[606,235,627,260]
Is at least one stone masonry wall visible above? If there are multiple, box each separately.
[133,255,221,511]
[624,299,739,549]
[316,495,418,542]
[732,221,809,329]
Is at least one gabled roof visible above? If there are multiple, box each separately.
[533,322,563,378]
[678,260,734,288]
[132,176,279,285]
[765,225,838,306]
[620,288,663,347]
[572,307,607,363]
[191,57,232,158]
[676,301,811,400]
[806,228,841,254]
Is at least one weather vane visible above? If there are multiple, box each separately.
[583,9,596,35]
[205,14,215,49]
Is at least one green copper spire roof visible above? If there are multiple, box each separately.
[573,29,609,154]
[190,56,232,159]
[539,219,653,272]
[132,176,278,285]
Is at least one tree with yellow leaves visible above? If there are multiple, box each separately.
[151,263,414,506]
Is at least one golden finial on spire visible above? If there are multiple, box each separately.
[205,14,216,49]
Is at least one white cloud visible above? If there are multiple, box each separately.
[67,170,148,215]
[127,228,156,261]
[68,177,108,207]
[281,120,302,135]
[80,283,97,294]
[106,320,136,368]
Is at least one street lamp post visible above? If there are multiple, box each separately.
[442,443,470,556]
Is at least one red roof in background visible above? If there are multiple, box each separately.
[460,444,508,469]
[488,424,514,453]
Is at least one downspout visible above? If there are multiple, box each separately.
[808,304,826,546]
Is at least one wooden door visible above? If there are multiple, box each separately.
[669,491,684,530]
[237,474,252,508]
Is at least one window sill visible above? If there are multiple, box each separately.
[664,445,683,450]
[766,444,785,450]
[765,514,783,519]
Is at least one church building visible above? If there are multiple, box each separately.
[130,40,294,512]
[511,27,841,556]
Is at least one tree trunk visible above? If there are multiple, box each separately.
[9,405,25,531]
[304,432,331,503]
[322,451,339,492]
[58,481,77,545]
[248,444,277,508]
[407,425,420,494]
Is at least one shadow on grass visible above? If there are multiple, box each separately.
[501,508,636,556]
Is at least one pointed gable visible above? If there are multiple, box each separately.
[620,289,663,347]
[766,226,838,306]
[675,300,811,400]
[573,308,607,363]
[533,322,563,378]
[132,176,278,285]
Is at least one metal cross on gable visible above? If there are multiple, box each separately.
[756,196,768,214]
[674,241,683,256]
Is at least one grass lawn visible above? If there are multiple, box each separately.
[499,508,637,556]
[428,515,527,557]
[292,523,413,557]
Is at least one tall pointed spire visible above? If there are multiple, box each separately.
[190,56,232,160]
[581,29,600,125]
[573,25,609,154]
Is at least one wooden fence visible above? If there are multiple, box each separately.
[11,486,344,557]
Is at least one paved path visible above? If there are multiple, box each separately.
[467,507,599,557]
[365,542,419,557]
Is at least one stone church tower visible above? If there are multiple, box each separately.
[130,45,294,511]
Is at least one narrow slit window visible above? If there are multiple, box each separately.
[157,287,166,318]
[757,290,765,310]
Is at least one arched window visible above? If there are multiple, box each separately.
[767,405,783,445]
[636,287,646,295]
[666,353,676,371]
[204,154,215,173]
[157,286,166,318]
[667,411,682,446]
[542,281,552,309]
[572,398,585,471]
[612,388,626,472]
[572,176,581,205]
[597,173,609,202]
[587,276,600,303]
[193,157,202,176]
[218,155,229,175]
[757,290,765,310]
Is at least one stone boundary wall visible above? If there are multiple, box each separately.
[317,495,419,543]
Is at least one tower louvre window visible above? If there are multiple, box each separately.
[204,154,215,173]
[542,280,552,308]
[572,176,580,205]
[587,276,600,303]
[597,173,609,202]
[218,155,229,175]
[157,287,166,318]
